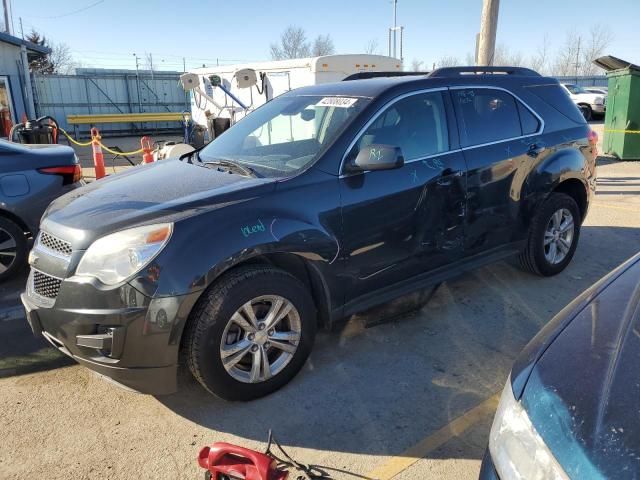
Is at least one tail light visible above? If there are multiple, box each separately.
[587,129,598,158]
[38,164,83,185]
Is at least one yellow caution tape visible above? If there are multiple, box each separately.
[97,143,144,156]
[58,126,144,156]
[58,127,93,146]
[604,129,640,134]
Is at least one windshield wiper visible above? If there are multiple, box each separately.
[202,158,258,177]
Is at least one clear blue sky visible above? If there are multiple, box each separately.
[10,0,640,71]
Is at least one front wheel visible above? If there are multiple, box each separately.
[0,217,27,282]
[185,265,316,401]
[519,193,581,276]
[579,104,593,121]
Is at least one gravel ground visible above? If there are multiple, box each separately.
[0,130,638,479]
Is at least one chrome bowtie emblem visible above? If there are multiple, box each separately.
[28,250,39,266]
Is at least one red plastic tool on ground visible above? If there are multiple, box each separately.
[198,443,288,480]
[198,431,326,480]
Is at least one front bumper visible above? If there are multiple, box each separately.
[591,104,606,114]
[22,270,199,395]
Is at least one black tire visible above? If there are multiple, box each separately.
[579,104,593,121]
[185,265,316,401]
[0,217,27,282]
[519,193,581,277]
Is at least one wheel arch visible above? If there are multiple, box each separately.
[176,251,333,367]
[552,178,588,221]
[0,208,31,236]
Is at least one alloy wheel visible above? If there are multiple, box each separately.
[0,227,17,274]
[219,295,302,383]
[544,208,574,265]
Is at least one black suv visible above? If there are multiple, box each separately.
[22,67,597,400]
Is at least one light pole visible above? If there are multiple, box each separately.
[133,53,142,113]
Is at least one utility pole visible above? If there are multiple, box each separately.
[392,0,397,58]
[477,0,500,66]
[182,57,186,73]
[19,17,23,39]
[387,0,404,63]
[2,0,12,34]
[149,53,154,80]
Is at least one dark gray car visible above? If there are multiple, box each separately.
[0,140,83,281]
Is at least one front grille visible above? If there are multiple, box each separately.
[32,270,62,299]
[39,231,72,257]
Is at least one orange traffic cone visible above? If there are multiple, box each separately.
[91,127,106,179]
[141,136,154,163]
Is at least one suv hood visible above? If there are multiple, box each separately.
[520,255,640,479]
[41,158,276,248]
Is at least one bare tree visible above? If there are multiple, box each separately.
[312,34,335,57]
[550,25,613,76]
[529,35,550,75]
[410,58,424,72]
[437,56,460,68]
[581,24,613,75]
[270,25,311,60]
[364,38,380,55]
[493,44,524,66]
[465,52,476,66]
[552,30,582,76]
[50,42,75,74]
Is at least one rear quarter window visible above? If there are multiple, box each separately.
[525,84,586,124]
[517,101,541,135]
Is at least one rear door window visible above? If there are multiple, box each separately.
[452,88,523,147]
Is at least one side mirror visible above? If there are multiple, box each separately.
[348,144,404,172]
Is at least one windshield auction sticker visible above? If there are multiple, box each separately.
[316,97,358,108]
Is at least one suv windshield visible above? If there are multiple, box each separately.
[198,95,370,178]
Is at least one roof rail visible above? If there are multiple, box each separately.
[428,66,541,77]
[342,71,430,81]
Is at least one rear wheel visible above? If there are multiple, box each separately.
[185,265,316,401]
[0,217,27,282]
[519,193,581,276]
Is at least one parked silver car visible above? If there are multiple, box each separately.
[0,140,84,281]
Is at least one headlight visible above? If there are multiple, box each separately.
[76,223,173,285]
[489,377,568,480]
[593,97,604,105]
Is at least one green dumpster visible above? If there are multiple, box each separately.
[595,56,640,160]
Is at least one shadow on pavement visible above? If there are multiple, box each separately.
[0,269,75,378]
[156,225,640,460]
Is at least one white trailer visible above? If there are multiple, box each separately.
[180,54,401,137]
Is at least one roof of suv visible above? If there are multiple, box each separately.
[288,66,556,99]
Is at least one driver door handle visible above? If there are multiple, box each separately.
[437,169,463,186]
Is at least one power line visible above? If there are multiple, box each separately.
[23,0,104,19]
